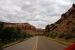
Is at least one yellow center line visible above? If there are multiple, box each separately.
[33,37,38,50]
[33,44,37,50]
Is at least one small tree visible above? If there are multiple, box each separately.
[0,22,4,30]
[58,33,65,38]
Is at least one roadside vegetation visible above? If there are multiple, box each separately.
[46,32,74,39]
[44,24,75,46]
[0,22,32,50]
[44,31,75,46]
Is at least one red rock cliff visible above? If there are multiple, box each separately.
[45,4,75,36]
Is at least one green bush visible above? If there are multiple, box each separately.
[0,22,32,49]
[64,33,73,40]
[0,27,32,44]
[45,32,58,38]
[58,33,65,38]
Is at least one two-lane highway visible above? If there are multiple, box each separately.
[3,36,38,50]
[3,36,66,50]
[37,36,66,50]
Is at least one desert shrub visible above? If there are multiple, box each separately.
[64,33,73,40]
[58,33,65,38]
[0,27,32,44]
[0,22,4,30]
[57,32,73,40]
[46,32,58,38]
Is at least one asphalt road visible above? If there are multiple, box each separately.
[3,36,66,50]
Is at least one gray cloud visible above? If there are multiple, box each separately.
[0,0,74,28]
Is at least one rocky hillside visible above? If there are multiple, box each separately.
[45,4,75,36]
[4,23,36,31]
[0,22,38,35]
[0,22,44,35]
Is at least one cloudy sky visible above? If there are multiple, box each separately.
[0,0,74,28]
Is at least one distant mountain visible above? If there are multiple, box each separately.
[45,4,75,36]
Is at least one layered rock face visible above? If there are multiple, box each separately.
[45,4,75,36]
[4,23,36,31]
[3,23,44,35]
[3,23,37,35]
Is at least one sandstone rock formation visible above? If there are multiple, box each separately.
[45,4,75,36]
[2,23,37,35]
[1,22,44,36]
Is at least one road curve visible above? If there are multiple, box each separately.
[3,36,66,50]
